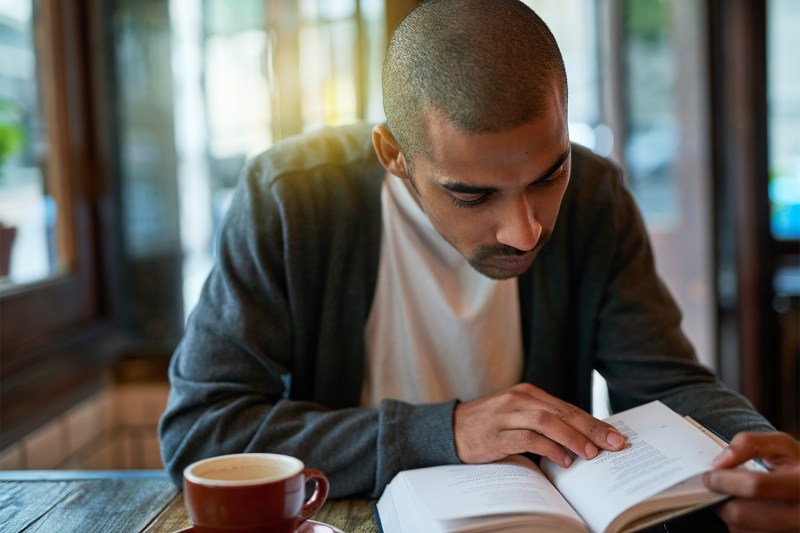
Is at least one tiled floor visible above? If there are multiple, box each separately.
[0,383,170,470]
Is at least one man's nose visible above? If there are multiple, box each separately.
[495,195,541,252]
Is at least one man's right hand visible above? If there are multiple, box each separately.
[453,383,626,467]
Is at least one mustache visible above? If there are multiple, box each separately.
[473,232,552,260]
[473,244,530,259]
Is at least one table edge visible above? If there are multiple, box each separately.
[0,470,171,481]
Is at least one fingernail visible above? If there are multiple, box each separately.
[712,448,731,467]
[564,454,573,467]
[585,442,598,458]
[607,432,624,448]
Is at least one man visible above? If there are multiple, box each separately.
[160,0,799,530]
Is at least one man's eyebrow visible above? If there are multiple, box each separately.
[440,182,498,195]
[439,147,572,195]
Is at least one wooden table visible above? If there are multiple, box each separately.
[0,470,378,532]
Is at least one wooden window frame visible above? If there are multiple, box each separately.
[0,0,121,449]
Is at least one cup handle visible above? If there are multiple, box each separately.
[299,468,330,521]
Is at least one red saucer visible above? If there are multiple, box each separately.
[297,520,346,533]
[173,520,345,533]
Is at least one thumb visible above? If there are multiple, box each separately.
[713,432,799,470]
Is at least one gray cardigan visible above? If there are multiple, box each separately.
[159,123,773,498]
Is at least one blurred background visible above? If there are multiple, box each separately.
[0,0,797,471]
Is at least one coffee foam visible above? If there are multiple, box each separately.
[186,454,304,486]
[197,463,295,482]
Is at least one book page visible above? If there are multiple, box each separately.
[540,401,724,533]
[400,455,584,524]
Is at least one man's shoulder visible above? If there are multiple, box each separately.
[563,143,631,213]
[244,122,380,187]
[569,142,625,191]
[551,143,634,249]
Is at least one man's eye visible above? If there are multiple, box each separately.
[536,166,566,186]
[451,193,488,208]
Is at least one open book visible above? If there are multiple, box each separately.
[376,400,752,533]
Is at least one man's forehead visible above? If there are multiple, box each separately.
[414,110,568,178]
[430,147,572,192]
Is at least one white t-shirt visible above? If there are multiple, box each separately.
[361,173,523,407]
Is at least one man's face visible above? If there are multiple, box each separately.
[403,93,571,280]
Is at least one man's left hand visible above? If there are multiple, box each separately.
[703,431,800,532]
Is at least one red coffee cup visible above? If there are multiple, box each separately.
[183,453,329,533]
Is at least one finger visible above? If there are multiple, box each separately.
[512,385,626,452]
[453,394,575,464]
[507,409,603,460]
[498,429,573,467]
[714,498,800,531]
[546,401,627,452]
[713,432,800,469]
[703,469,800,501]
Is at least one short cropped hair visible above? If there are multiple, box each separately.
[382,0,568,162]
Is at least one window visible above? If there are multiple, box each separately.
[0,0,117,447]
[767,0,800,437]
[165,0,385,318]
[523,0,608,157]
[0,0,60,285]
[620,0,679,229]
[768,0,800,241]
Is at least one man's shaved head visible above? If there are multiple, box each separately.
[382,0,568,162]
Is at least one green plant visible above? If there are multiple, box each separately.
[0,101,25,179]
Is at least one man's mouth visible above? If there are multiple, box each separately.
[490,252,534,268]
[469,233,552,279]
[470,249,538,279]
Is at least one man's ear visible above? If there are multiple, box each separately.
[372,124,410,179]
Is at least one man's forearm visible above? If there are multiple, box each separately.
[159,387,460,498]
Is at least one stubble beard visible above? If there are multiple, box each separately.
[468,231,552,280]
